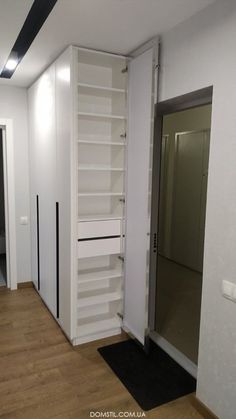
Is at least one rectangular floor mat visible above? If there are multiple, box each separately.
[98,339,196,411]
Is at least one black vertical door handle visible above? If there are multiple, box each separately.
[36,195,40,291]
[56,202,59,318]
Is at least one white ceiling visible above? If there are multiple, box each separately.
[0,0,216,88]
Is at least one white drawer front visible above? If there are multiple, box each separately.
[78,220,121,239]
[78,237,121,258]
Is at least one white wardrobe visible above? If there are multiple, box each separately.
[28,42,158,346]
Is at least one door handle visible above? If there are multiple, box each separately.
[36,195,40,291]
[56,202,59,319]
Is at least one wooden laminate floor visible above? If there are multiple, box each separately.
[0,287,205,419]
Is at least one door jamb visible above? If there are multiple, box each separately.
[0,119,17,290]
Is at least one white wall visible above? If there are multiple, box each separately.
[159,1,236,417]
[0,85,31,283]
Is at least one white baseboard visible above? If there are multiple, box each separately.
[72,327,122,346]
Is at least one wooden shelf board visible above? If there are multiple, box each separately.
[78,111,126,120]
[78,268,122,284]
[78,140,126,146]
[76,315,121,338]
[78,83,126,94]
[78,192,124,197]
[78,214,123,222]
[78,290,122,307]
[78,165,124,172]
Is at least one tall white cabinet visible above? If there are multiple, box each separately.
[28,42,158,346]
[28,64,57,317]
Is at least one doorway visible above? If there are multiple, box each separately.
[149,88,212,377]
[0,120,17,290]
[0,130,7,287]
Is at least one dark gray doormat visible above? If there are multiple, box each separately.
[98,339,196,411]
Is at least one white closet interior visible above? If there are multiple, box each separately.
[28,41,157,347]
[76,48,127,344]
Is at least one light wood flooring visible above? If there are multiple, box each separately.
[0,287,205,418]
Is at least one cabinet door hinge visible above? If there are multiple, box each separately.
[118,255,125,262]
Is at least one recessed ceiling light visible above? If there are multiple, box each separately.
[5,58,18,71]
[0,0,58,79]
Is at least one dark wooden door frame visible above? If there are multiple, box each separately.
[148,85,213,333]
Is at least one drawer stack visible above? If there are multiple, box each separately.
[77,219,121,258]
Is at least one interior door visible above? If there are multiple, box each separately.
[171,130,210,272]
[124,46,157,345]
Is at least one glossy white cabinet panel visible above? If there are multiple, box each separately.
[28,64,57,317]
[55,47,74,338]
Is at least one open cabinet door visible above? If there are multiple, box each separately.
[124,42,158,346]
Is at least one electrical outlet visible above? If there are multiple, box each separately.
[20,216,28,225]
[222,280,236,303]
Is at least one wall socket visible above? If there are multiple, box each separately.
[222,280,236,303]
[20,216,28,225]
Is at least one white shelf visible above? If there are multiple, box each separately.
[78,290,122,308]
[77,47,126,64]
[78,140,126,146]
[78,192,124,197]
[76,49,126,344]
[77,315,121,338]
[78,267,122,284]
[78,82,126,94]
[78,214,123,222]
[78,164,124,172]
[78,111,126,120]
